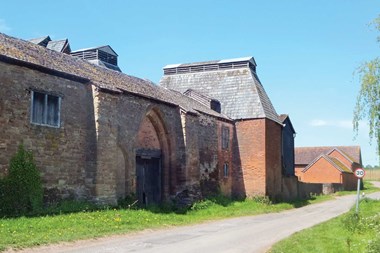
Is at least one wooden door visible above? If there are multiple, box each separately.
[136,156,161,205]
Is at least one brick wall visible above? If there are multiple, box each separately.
[233,118,282,198]
[235,119,266,196]
[1,59,286,205]
[217,121,234,197]
[265,119,282,199]
[295,166,305,179]
[301,157,343,184]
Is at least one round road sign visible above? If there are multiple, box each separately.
[354,168,365,179]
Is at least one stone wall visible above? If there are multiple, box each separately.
[0,61,96,202]
[91,89,187,204]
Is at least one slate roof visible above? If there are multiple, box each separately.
[0,33,229,120]
[295,146,362,165]
[160,57,281,123]
[29,36,51,47]
[46,39,70,53]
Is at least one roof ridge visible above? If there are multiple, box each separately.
[302,154,326,173]
[327,148,354,164]
[248,70,281,124]
[302,154,352,174]
[326,156,353,173]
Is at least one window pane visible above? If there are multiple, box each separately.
[47,95,59,126]
[32,92,45,124]
[31,91,60,127]
[224,163,229,177]
[222,127,229,149]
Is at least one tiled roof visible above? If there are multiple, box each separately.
[29,36,51,46]
[279,114,288,122]
[159,57,281,123]
[0,33,229,120]
[295,146,362,165]
[46,39,69,53]
[328,157,353,173]
[302,154,353,173]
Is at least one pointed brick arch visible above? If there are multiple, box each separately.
[135,107,173,202]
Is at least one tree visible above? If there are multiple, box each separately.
[354,15,380,160]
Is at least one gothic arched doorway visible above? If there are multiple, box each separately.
[135,109,170,205]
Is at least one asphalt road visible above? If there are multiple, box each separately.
[14,188,380,253]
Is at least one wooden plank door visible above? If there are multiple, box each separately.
[136,156,161,205]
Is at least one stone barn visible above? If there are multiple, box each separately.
[0,32,297,205]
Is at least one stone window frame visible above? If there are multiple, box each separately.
[223,162,229,178]
[221,126,230,150]
[30,90,61,128]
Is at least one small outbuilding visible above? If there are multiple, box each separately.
[295,146,361,190]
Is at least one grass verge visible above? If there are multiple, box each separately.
[269,198,380,253]
[1,181,378,252]
[333,180,379,196]
[0,195,327,251]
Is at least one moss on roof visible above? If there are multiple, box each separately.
[0,33,230,121]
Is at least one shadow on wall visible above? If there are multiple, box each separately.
[231,125,245,199]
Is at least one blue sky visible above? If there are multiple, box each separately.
[1,1,379,165]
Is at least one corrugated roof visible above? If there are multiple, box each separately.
[160,58,281,123]
[0,33,228,120]
[295,146,362,165]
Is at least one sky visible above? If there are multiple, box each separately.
[1,1,379,166]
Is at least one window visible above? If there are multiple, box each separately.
[223,163,229,178]
[222,126,230,149]
[31,91,61,127]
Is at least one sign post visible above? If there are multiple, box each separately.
[354,168,365,214]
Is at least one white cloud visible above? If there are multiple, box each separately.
[310,119,328,127]
[0,19,11,32]
[309,119,354,129]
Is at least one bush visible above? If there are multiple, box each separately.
[0,144,43,216]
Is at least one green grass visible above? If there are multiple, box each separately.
[269,198,380,253]
[0,196,327,252]
[334,180,379,196]
[1,181,378,252]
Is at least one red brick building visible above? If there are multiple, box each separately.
[160,58,295,199]
[295,146,362,190]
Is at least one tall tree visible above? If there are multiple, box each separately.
[354,15,380,160]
